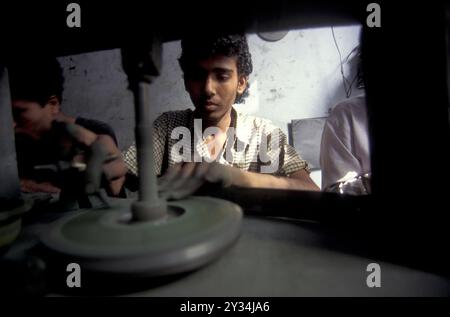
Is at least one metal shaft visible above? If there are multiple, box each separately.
[131,81,167,221]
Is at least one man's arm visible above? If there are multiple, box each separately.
[19,179,61,193]
[158,122,319,199]
[233,168,319,191]
[158,162,319,200]
[62,123,127,196]
[94,134,127,196]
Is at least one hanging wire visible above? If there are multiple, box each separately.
[331,26,359,98]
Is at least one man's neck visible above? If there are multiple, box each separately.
[202,109,232,133]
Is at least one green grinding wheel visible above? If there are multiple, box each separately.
[41,196,242,277]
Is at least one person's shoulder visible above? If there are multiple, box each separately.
[75,117,117,142]
[331,95,366,116]
[327,96,366,124]
[75,117,112,128]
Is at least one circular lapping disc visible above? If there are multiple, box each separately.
[41,196,242,277]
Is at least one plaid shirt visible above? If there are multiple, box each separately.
[123,108,309,177]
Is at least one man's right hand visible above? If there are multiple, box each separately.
[158,162,238,200]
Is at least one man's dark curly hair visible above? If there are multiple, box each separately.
[178,34,253,104]
[7,55,64,106]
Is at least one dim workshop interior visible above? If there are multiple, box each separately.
[0,1,449,296]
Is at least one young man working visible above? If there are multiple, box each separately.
[124,34,319,199]
[8,56,127,196]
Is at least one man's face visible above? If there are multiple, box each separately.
[184,54,247,123]
[12,99,57,140]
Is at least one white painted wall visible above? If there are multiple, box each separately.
[59,50,135,150]
[58,24,363,156]
[240,25,362,134]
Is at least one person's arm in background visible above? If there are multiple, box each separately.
[320,98,370,190]
[17,127,126,196]
[19,179,61,193]
[63,123,127,196]
[55,115,127,196]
